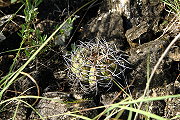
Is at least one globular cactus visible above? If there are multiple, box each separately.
[64,40,129,93]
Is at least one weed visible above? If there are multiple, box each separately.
[18,0,45,58]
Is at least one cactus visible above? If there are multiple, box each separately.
[64,40,129,93]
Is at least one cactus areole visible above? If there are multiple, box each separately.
[64,40,129,93]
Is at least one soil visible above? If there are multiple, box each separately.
[0,0,179,120]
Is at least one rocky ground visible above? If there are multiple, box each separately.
[0,0,179,120]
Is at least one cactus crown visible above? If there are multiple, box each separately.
[64,40,129,93]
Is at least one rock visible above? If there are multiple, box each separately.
[168,45,180,61]
[81,0,128,50]
[0,14,22,52]
[125,21,151,47]
[132,81,180,120]
[100,91,120,106]
[0,55,14,76]
[0,101,27,120]
[0,32,6,42]
[82,12,126,49]
[29,92,71,120]
[29,92,97,120]
[163,81,180,119]
[36,20,58,35]
[150,81,180,119]
[125,0,166,48]
[128,35,171,89]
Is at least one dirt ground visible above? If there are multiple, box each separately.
[0,0,179,120]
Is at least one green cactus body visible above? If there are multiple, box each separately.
[64,40,129,93]
[71,50,89,81]
[89,66,97,87]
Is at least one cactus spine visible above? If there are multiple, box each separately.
[64,40,129,93]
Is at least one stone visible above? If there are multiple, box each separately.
[29,92,97,120]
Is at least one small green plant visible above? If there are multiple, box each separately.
[64,40,130,93]
[18,0,45,57]
[54,15,79,46]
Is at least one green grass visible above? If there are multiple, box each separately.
[162,0,180,16]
